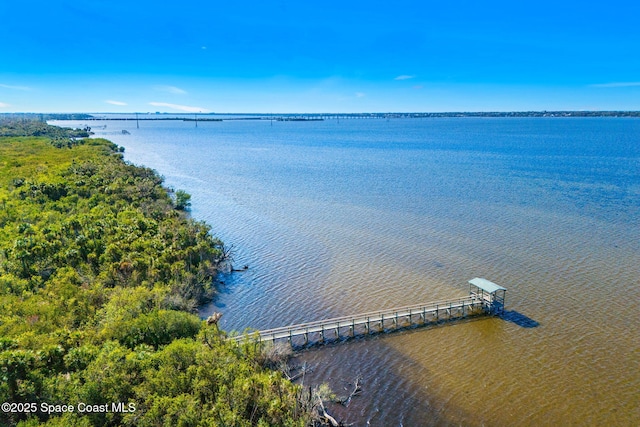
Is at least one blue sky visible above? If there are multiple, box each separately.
[1,0,639,113]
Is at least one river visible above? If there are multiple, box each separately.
[54,117,640,426]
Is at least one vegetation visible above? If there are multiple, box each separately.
[0,114,94,122]
[0,121,310,426]
[0,118,93,150]
[0,118,91,138]
[174,190,192,211]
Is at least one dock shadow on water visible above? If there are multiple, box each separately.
[500,310,540,328]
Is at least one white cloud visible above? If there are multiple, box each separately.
[154,85,187,95]
[149,102,208,113]
[355,92,366,98]
[106,100,127,106]
[394,75,415,81]
[590,82,640,88]
[0,83,31,91]
[0,102,10,108]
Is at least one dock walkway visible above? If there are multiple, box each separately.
[230,278,507,345]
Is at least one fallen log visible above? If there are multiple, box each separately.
[339,377,362,407]
[316,396,339,427]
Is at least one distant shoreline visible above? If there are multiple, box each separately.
[2,111,640,122]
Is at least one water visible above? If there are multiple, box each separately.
[55,117,640,426]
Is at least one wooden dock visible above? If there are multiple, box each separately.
[230,278,506,346]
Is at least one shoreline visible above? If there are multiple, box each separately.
[3,110,640,122]
[0,119,311,426]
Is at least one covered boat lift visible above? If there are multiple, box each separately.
[468,277,506,315]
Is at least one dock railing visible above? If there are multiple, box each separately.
[229,278,506,346]
[231,294,486,345]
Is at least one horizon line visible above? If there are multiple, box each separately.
[2,110,640,115]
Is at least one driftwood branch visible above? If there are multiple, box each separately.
[339,376,362,407]
[206,312,222,326]
[287,361,311,382]
[286,370,305,382]
[316,396,339,427]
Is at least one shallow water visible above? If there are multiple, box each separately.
[55,117,640,426]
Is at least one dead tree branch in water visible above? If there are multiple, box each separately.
[217,243,235,272]
[339,376,362,407]
[316,396,339,427]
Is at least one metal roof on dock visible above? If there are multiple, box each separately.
[468,278,506,294]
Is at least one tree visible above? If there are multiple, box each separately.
[174,190,191,211]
